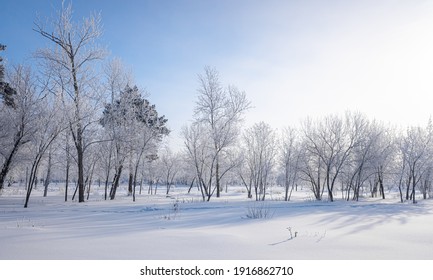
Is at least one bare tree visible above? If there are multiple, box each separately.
[280,127,301,201]
[242,122,277,201]
[0,66,38,191]
[301,112,359,202]
[23,79,64,208]
[159,147,180,196]
[24,112,63,207]
[398,124,432,204]
[182,122,212,201]
[192,66,250,198]
[104,58,133,103]
[340,117,394,201]
[33,2,105,202]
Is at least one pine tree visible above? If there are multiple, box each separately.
[100,85,169,200]
[0,44,16,107]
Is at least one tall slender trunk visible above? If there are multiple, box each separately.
[71,54,85,203]
[215,156,220,198]
[0,130,24,190]
[128,172,133,196]
[284,164,290,201]
[76,140,85,202]
[378,166,385,199]
[406,174,412,201]
[72,181,78,200]
[327,169,334,202]
[65,147,70,202]
[24,154,45,208]
[110,165,123,200]
[104,174,109,200]
[86,160,96,200]
[43,150,52,197]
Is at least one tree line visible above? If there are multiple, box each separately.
[1,3,432,207]
[184,67,433,204]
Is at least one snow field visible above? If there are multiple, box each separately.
[1,184,433,260]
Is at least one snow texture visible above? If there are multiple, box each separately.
[1,184,432,260]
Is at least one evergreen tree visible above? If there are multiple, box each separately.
[0,44,16,107]
[101,85,169,137]
[100,85,169,199]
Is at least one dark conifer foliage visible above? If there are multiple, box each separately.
[0,44,17,108]
[100,85,170,139]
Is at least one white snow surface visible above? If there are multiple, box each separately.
[1,185,432,260]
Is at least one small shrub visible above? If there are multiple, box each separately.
[287,227,298,239]
[163,199,180,220]
[245,202,274,219]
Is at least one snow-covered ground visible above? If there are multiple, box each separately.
[1,184,433,260]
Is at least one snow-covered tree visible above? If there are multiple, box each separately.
[300,112,360,201]
[242,122,278,201]
[398,124,433,204]
[100,85,169,200]
[189,66,250,199]
[34,2,106,203]
[159,147,181,196]
[182,122,212,201]
[280,126,301,201]
[0,66,38,191]
[341,117,394,201]
[24,95,64,207]
[0,44,16,108]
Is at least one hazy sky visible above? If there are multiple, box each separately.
[2,0,433,148]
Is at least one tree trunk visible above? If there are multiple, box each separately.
[43,151,52,197]
[24,162,38,208]
[65,155,70,202]
[72,181,78,201]
[215,158,220,198]
[406,175,412,201]
[110,165,123,200]
[76,137,85,202]
[327,180,334,202]
[128,172,133,196]
[70,53,86,203]
[24,154,45,208]
[133,179,136,202]
[86,161,96,201]
[412,172,417,204]
[104,173,110,201]
[139,177,143,195]
[284,165,289,201]
[0,130,24,190]
[378,166,385,200]
[132,164,140,202]
[187,177,196,194]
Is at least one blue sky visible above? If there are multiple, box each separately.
[2,0,433,149]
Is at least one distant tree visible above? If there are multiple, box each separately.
[398,124,432,204]
[242,122,277,201]
[280,127,301,201]
[191,66,250,198]
[182,122,212,201]
[159,147,181,196]
[300,112,360,201]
